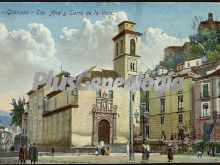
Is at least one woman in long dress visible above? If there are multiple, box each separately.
[167,145,173,162]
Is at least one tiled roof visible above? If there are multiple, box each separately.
[191,61,220,75]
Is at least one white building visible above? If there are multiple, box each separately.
[184,57,203,69]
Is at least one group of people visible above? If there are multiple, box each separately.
[95,146,110,156]
[19,143,38,164]
[197,143,216,158]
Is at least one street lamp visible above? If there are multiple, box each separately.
[134,107,150,161]
[129,90,135,161]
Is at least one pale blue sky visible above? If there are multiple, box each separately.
[0,2,220,111]
[0,2,220,40]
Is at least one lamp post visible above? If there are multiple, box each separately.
[129,90,135,161]
[134,107,150,161]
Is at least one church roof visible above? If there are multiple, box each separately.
[80,68,120,82]
[46,66,120,98]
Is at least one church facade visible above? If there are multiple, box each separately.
[26,21,143,148]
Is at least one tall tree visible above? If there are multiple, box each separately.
[9,98,25,126]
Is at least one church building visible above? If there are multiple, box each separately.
[26,21,143,149]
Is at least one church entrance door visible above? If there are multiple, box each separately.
[98,120,110,144]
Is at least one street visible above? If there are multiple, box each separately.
[0,153,220,164]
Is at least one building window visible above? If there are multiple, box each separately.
[96,90,101,98]
[160,116,165,124]
[202,83,209,97]
[146,91,149,99]
[115,43,118,56]
[178,114,183,123]
[130,62,136,71]
[160,98,165,113]
[178,95,183,111]
[130,39,136,55]
[130,63,133,70]
[187,62,190,67]
[108,90,113,99]
[132,63,135,71]
[146,100,149,112]
[201,102,210,117]
[196,61,199,65]
[120,40,123,53]
[132,93,135,102]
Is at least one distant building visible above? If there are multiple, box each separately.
[198,13,220,33]
[176,63,185,72]
[156,65,168,76]
[184,57,203,69]
[0,124,20,151]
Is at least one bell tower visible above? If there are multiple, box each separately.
[112,21,142,79]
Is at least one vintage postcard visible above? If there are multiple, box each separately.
[0,2,220,164]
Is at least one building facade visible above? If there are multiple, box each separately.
[194,68,220,142]
[26,21,142,149]
[143,74,194,141]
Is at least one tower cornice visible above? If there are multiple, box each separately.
[112,30,143,41]
[113,53,141,61]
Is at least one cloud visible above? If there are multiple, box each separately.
[141,27,189,70]
[58,11,128,71]
[0,12,190,112]
[0,22,60,110]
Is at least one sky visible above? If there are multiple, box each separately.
[0,2,220,112]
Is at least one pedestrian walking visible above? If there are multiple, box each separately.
[211,144,215,157]
[19,144,28,164]
[51,146,55,157]
[167,144,173,162]
[30,143,38,164]
[95,147,98,156]
[197,151,202,158]
[101,146,105,155]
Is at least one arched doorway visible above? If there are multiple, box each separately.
[98,120,110,144]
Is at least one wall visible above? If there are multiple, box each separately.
[148,78,193,140]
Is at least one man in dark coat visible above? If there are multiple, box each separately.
[30,143,38,164]
[167,146,173,162]
[51,146,55,157]
[19,144,28,164]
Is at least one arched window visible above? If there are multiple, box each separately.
[130,39,136,55]
[130,63,133,70]
[115,43,118,56]
[132,63,135,71]
[120,40,123,53]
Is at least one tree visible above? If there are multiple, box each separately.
[207,51,220,62]
[191,16,203,34]
[9,98,25,126]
